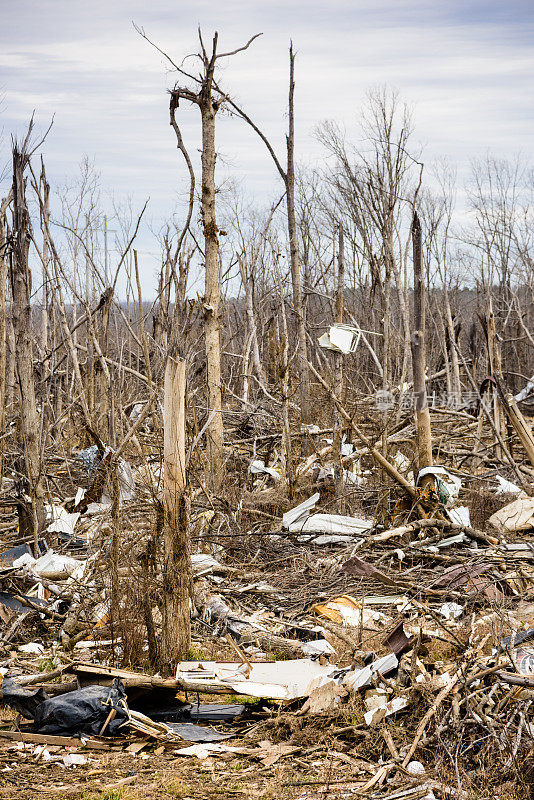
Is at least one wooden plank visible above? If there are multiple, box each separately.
[68,662,234,694]
[0,729,118,750]
[71,663,180,690]
[0,730,80,746]
[126,741,148,754]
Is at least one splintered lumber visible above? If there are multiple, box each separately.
[0,730,115,749]
[68,663,181,690]
[128,709,175,739]
[68,662,229,694]
[502,394,534,469]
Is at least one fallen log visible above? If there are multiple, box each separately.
[14,665,71,686]
[498,672,534,688]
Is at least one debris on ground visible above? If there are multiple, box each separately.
[3,384,534,799]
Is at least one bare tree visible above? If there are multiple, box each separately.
[10,126,46,551]
[0,189,12,477]
[138,25,261,489]
[218,44,311,426]
[317,88,421,401]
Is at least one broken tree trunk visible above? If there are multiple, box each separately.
[487,299,507,460]
[0,192,12,479]
[95,288,112,442]
[161,352,191,671]
[444,290,461,406]
[280,296,295,500]
[410,212,433,471]
[333,222,345,502]
[39,160,52,435]
[10,138,46,552]
[498,390,534,470]
[39,158,50,359]
[238,254,267,391]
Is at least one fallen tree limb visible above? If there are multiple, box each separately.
[14,664,71,686]
[13,595,65,620]
[401,673,458,767]
[497,672,534,688]
[306,359,417,497]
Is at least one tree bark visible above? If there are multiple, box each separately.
[333,222,345,501]
[39,160,50,359]
[161,353,191,671]
[199,45,224,490]
[487,300,506,459]
[286,44,310,426]
[10,142,46,551]
[279,299,294,499]
[0,195,11,479]
[410,212,433,471]
[5,305,15,411]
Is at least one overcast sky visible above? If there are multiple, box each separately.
[1,0,533,295]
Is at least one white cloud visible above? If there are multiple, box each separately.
[1,0,533,296]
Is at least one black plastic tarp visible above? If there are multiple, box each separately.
[0,544,32,570]
[0,592,48,613]
[32,678,130,736]
[0,677,49,719]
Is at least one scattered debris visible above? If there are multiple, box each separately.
[489,496,534,531]
[0,359,534,799]
[176,659,338,700]
[318,323,361,354]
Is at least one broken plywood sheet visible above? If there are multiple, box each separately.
[489,497,534,532]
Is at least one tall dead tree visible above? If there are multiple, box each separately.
[38,160,53,434]
[317,90,418,413]
[0,191,12,479]
[198,39,224,487]
[220,43,311,427]
[410,212,433,470]
[285,45,310,424]
[143,28,262,489]
[10,132,46,551]
[39,158,50,359]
